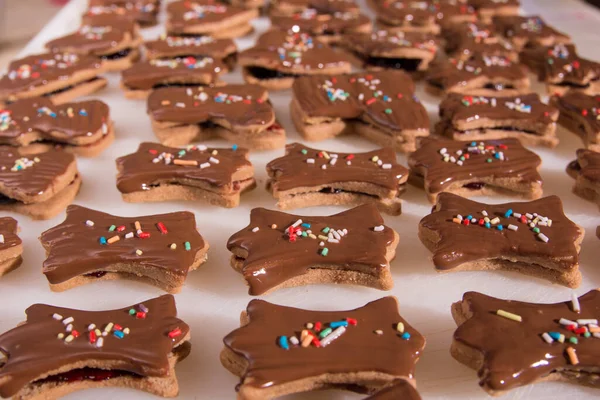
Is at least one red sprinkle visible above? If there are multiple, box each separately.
[168,327,182,339]
[89,330,97,344]
[463,219,470,226]
[243,99,251,104]
[575,327,587,335]
[365,74,373,80]
[573,60,580,69]
[139,232,151,239]
[72,330,80,338]
[520,216,527,224]
[314,321,322,332]
[114,324,123,331]
[331,77,337,84]
[346,154,354,160]
[148,149,158,155]
[567,324,576,332]
[582,109,588,116]
[157,222,168,234]
[479,219,485,226]
[366,98,377,105]
[136,312,146,319]
[311,336,321,347]
[498,144,508,150]
[346,318,357,326]
[117,225,126,232]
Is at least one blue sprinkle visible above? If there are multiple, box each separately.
[301,223,311,228]
[549,332,561,340]
[278,336,289,350]
[505,209,513,218]
[471,142,477,146]
[232,144,238,151]
[99,237,107,245]
[50,112,57,118]
[113,330,124,339]
[79,110,87,116]
[329,321,348,328]
[497,225,503,231]
[401,332,411,340]
[466,215,473,220]
[495,153,501,159]
[485,222,491,229]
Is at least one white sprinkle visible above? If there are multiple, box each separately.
[292,219,303,228]
[559,318,578,327]
[175,102,185,108]
[320,326,346,347]
[439,148,447,155]
[332,230,341,240]
[374,225,385,232]
[125,232,134,239]
[537,233,549,243]
[594,332,600,339]
[200,162,211,169]
[319,241,325,246]
[457,215,463,221]
[541,332,554,343]
[85,220,94,227]
[186,88,192,96]
[52,313,63,320]
[343,229,348,235]
[572,293,581,313]
[482,211,488,217]
[526,213,533,219]
[289,336,299,346]
[337,229,345,237]
[330,158,337,166]
[321,164,327,170]
[197,145,207,151]
[88,324,96,330]
[507,224,518,231]
[382,163,392,169]
[96,337,104,348]
[306,158,315,164]
[209,157,220,164]
[346,161,352,165]
[252,227,260,233]
[577,319,597,325]
[490,217,500,225]
[62,317,74,325]
[377,159,383,166]
[328,238,340,244]
[66,324,73,332]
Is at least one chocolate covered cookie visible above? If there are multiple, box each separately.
[0,295,190,399]
[117,142,255,206]
[221,297,425,399]
[226,205,399,295]
[369,0,476,35]
[166,0,258,38]
[420,193,583,286]
[0,52,106,105]
[270,9,372,43]
[520,43,600,96]
[144,35,237,70]
[270,0,360,16]
[425,54,529,96]
[45,21,142,71]
[0,217,22,277]
[0,147,81,220]
[83,1,159,27]
[493,15,570,51]
[120,56,225,99]
[40,205,209,292]
[552,92,600,151]
[147,85,285,150]
[567,149,600,208]
[442,21,517,62]
[341,30,439,73]
[408,138,543,202]
[451,290,600,395]
[266,143,408,214]
[0,97,114,156]
[238,29,352,90]
[468,0,519,23]
[436,93,559,147]
[367,380,422,400]
[291,71,430,152]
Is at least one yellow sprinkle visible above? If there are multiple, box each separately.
[308,234,317,239]
[496,309,522,322]
[212,150,218,155]
[170,243,177,250]
[136,249,143,256]
[95,328,102,337]
[318,235,328,241]
[396,322,404,333]
[301,334,313,347]
[123,327,130,335]
[104,322,114,333]
[107,235,120,244]
[57,333,64,339]
[65,335,74,343]
[566,347,579,365]
[322,151,330,160]
[371,156,379,162]
[271,224,277,229]
[135,221,141,231]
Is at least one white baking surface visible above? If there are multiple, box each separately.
[2,0,600,399]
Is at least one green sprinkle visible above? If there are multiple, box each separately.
[374,92,379,97]
[319,327,333,338]
[321,247,329,256]
[322,227,330,234]
[178,150,186,157]
[108,225,116,232]
[584,331,591,338]
[385,109,392,114]
[129,309,136,315]
[548,58,554,64]
[533,227,540,234]
[569,337,578,344]
[487,158,493,163]
[184,242,191,251]
[302,231,307,237]
[301,149,308,155]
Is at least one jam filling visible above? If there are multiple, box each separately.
[34,368,141,385]
[463,182,485,190]
[364,56,423,72]
[245,66,299,80]
[457,126,541,135]
[152,82,209,89]
[101,48,132,60]
[483,83,516,90]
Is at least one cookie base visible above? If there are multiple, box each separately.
[0,176,82,220]
[102,48,142,72]
[0,256,23,277]
[48,77,108,105]
[436,122,559,148]
[47,244,209,293]
[121,178,256,207]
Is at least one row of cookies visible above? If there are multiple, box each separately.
[0,252,596,398]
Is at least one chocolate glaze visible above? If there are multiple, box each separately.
[267,142,407,192]
[167,0,251,34]
[371,0,475,27]
[226,205,395,295]
[147,85,276,130]
[116,142,252,193]
[366,379,422,400]
[223,297,425,393]
[439,93,558,130]
[568,148,600,184]
[84,2,158,26]
[0,52,103,100]
[270,9,370,35]
[469,0,519,9]
[426,54,527,92]
[292,71,429,133]
[420,193,581,271]
[273,0,360,14]
[493,15,570,48]
[521,44,600,87]
[408,138,542,194]
[0,295,188,397]
[343,30,438,57]
[45,22,137,55]
[144,36,236,60]
[121,57,224,90]
[454,290,600,392]
[0,147,76,202]
[239,29,351,73]
[443,22,515,60]
[40,205,205,284]
[553,92,600,141]
[0,217,21,253]
[0,97,110,145]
